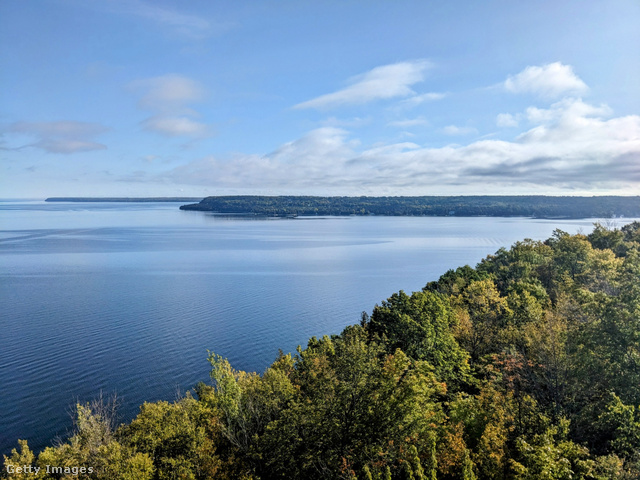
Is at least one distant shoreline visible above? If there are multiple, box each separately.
[179,195,640,219]
[45,197,204,203]
[40,195,640,219]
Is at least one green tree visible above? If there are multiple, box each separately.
[596,393,640,463]
[119,395,219,480]
[422,436,437,480]
[461,449,476,480]
[454,279,512,362]
[368,290,470,386]
[258,327,445,478]
[588,223,625,255]
[3,440,36,480]
[33,397,155,480]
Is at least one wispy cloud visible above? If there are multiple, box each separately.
[131,74,205,112]
[387,117,430,128]
[3,121,109,154]
[141,116,209,138]
[400,92,447,108]
[130,74,212,139]
[293,60,432,110]
[504,62,588,99]
[91,0,232,39]
[441,125,478,136]
[321,117,373,128]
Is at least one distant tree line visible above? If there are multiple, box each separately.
[4,222,640,479]
[180,195,640,218]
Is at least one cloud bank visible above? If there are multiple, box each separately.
[157,95,639,193]
[110,62,637,195]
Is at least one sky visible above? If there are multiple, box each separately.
[1,0,639,198]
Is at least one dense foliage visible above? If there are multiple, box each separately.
[4,222,640,479]
[180,195,640,219]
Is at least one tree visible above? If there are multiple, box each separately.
[33,397,155,480]
[260,327,445,478]
[454,279,512,363]
[595,393,640,463]
[461,449,477,480]
[368,290,470,387]
[119,395,219,480]
[588,223,625,255]
[3,440,35,480]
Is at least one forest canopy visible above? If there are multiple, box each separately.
[180,195,640,219]
[4,222,640,479]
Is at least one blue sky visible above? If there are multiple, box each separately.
[1,0,639,198]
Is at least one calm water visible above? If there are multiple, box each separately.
[0,201,630,455]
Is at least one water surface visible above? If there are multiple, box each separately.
[0,201,628,455]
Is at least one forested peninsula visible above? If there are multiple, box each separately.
[180,195,640,218]
[4,223,640,479]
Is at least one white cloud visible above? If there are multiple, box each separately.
[504,62,588,99]
[293,60,431,109]
[360,142,421,158]
[141,116,209,138]
[496,113,520,128]
[442,125,478,136]
[130,74,212,138]
[525,98,612,125]
[156,98,640,193]
[9,121,107,138]
[388,117,429,128]
[163,127,358,188]
[269,127,358,163]
[131,74,205,112]
[34,139,107,154]
[321,116,372,128]
[4,121,109,154]
[400,92,447,107]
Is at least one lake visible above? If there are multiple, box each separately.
[0,201,631,455]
